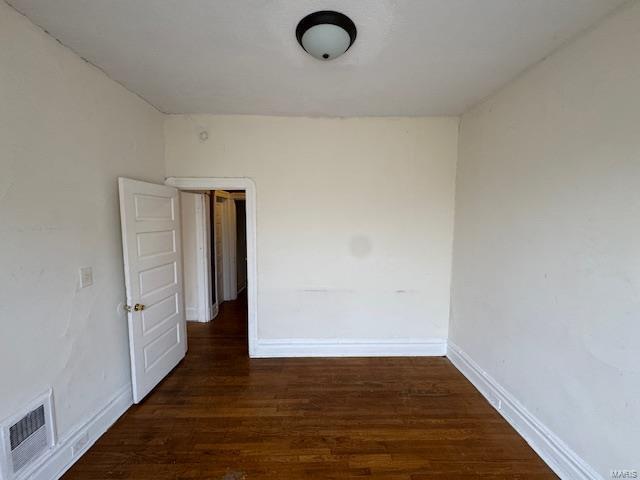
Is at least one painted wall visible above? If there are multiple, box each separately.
[165,116,458,343]
[450,2,640,476]
[0,0,164,444]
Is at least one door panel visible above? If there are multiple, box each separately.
[118,178,187,403]
[141,293,179,334]
[136,230,176,258]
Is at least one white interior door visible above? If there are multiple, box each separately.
[118,178,187,403]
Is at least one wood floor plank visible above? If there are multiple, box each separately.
[62,293,557,479]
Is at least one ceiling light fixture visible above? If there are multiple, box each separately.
[296,11,357,61]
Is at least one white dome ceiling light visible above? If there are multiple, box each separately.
[296,11,357,61]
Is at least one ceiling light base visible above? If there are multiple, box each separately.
[296,11,357,61]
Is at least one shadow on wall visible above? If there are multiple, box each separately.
[349,235,372,259]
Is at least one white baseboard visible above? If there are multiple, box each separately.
[185,306,199,322]
[252,338,447,358]
[29,385,132,480]
[446,342,600,480]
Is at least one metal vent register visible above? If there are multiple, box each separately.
[1,392,55,480]
[9,405,47,473]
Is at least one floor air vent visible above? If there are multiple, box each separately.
[1,391,55,480]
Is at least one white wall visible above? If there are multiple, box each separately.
[165,116,458,345]
[450,1,640,476]
[0,0,164,445]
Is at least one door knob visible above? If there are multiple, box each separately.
[125,304,145,312]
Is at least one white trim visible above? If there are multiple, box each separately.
[194,193,212,322]
[225,196,238,301]
[166,177,258,357]
[253,338,447,358]
[181,192,211,323]
[213,192,237,303]
[446,342,600,480]
[209,194,217,324]
[27,386,132,480]
[212,192,224,307]
[185,306,200,321]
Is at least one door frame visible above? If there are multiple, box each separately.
[233,193,248,294]
[181,191,216,323]
[166,177,258,357]
[214,190,237,303]
[195,192,215,322]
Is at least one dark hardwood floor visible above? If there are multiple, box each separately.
[63,293,556,479]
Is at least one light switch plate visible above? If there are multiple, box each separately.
[79,266,93,288]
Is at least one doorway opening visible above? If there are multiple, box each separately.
[166,177,257,356]
[180,189,247,355]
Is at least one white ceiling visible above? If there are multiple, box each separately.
[8,0,625,116]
